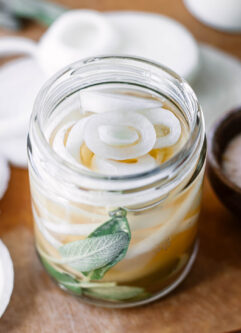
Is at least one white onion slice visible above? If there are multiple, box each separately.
[125,177,202,259]
[80,91,162,113]
[98,125,138,146]
[33,208,61,248]
[84,111,156,160]
[42,218,99,236]
[52,121,90,171]
[33,194,105,223]
[0,157,10,199]
[129,206,172,231]
[0,240,14,318]
[52,121,78,164]
[92,154,157,175]
[177,213,198,233]
[38,10,119,75]
[65,118,89,163]
[140,108,181,148]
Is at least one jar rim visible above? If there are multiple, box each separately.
[28,55,205,191]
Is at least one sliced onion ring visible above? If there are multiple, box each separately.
[52,121,90,170]
[140,108,181,148]
[84,111,156,160]
[52,121,78,165]
[80,91,162,113]
[92,154,157,175]
[98,125,138,146]
[65,118,88,162]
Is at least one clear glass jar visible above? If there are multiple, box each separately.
[28,56,206,308]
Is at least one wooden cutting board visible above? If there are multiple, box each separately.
[0,1,241,332]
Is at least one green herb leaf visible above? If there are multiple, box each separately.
[59,232,129,272]
[87,208,131,280]
[41,255,150,302]
[84,286,147,301]
[59,208,131,280]
[40,256,82,295]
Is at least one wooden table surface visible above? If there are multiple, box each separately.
[0,1,241,332]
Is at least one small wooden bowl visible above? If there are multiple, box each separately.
[207,107,241,218]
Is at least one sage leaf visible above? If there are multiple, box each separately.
[89,208,130,238]
[59,232,129,272]
[84,286,146,301]
[41,255,150,301]
[59,208,131,280]
[40,256,82,295]
[85,208,131,280]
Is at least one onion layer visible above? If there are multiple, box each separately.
[84,111,156,160]
[65,118,88,162]
[92,154,157,175]
[80,91,162,113]
[139,108,181,148]
[98,125,138,146]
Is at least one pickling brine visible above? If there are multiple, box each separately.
[28,56,206,307]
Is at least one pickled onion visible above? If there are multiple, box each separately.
[92,154,157,175]
[98,125,138,146]
[140,108,181,148]
[84,111,156,160]
[80,91,162,113]
[52,121,79,166]
[65,118,88,163]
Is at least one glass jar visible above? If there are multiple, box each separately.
[28,56,206,308]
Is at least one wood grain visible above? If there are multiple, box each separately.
[0,1,241,332]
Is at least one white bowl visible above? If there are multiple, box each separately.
[184,0,241,32]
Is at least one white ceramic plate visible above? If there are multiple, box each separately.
[193,44,241,129]
[106,11,200,82]
[0,57,46,167]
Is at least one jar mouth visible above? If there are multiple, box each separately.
[29,55,204,190]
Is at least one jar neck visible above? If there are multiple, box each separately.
[28,56,205,205]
